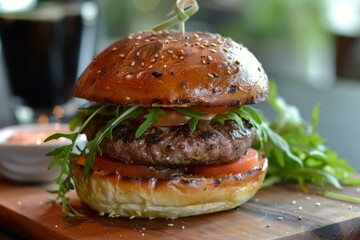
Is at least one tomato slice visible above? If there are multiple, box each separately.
[152,109,191,127]
[77,148,259,178]
[83,155,182,178]
[134,106,238,127]
[188,148,259,178]
[188,106,237,115]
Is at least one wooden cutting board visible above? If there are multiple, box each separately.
[0,175,359,240]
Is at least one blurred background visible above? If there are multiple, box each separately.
[0,0,359,170]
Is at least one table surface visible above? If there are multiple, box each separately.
[0,174,359,240]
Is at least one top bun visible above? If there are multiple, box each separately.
[74,30,269,107]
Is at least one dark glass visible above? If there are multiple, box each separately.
[0,2,95,110]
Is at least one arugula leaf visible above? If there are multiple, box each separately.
[260,81,360,190]
[45,104,141,216]
[173,108,202,131]
[135,108,168,138]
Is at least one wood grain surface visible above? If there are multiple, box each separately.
[0,175,359,240]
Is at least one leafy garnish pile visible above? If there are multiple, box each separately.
[256,83,360,190]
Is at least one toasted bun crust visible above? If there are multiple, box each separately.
[72,153,267,219]
[74,30,269,107]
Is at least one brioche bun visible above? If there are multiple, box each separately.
[73,153,267,219]
[74,30,268,107]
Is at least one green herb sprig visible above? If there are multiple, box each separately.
[258,82,360,191]
[45,104,141,217]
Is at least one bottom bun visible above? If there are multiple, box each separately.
[73,153,267,219]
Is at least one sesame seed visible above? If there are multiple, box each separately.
[180,56,184,60]
[235,60,240,65]
[136,52,140,56]
[277,217,284,220]
[129,215,136,219]
[207,73,214,78]
[119,54,125,58]
[161,55,165,60]
[298,216,303,220]
[112,47,117,51]
[97,70,101,74]
[315,202,321,206]
[136,36,142,40]
[200,45,206,49]
[185,36,190,40]
[181,226,185,230]
[203,42,209,47]
[167,36,173,40]
[155,54,159,58]
[165,40,169,44]
[194,33,199,38]
[173,54,177,59]
[168,223,174,227]
[210,49,217,53]
[213,73,219,77]
[141,62,145,67]
[184,42,190,46]
[172,39,178,43]
[131,61,135,67]
[223,48,229,52]
[126,74,133,79]
[227,70,232,75]
[202,60,206,64]
[145,39,150,42]
[180,49,184,53]
[195,42,200,46]
[151,58,156,63]
[207,56,213,61]
[163,64,167,68]
[211,43,217,47]
[148,65,153,69]
[168,50,173,54]
[128,36,133,40]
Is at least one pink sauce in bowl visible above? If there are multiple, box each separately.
[7,130,68,145]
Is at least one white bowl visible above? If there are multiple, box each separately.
[0,123,86,183]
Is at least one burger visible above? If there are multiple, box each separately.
[70,30,269,219]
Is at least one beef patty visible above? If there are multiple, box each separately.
[83,118,255,167]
